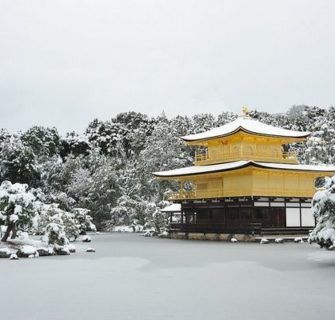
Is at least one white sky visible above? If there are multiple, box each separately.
[0,0,334,133]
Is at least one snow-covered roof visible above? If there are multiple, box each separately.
[253,162,335,172]
[154,161,249,177]
[161,203,181,212]
[182,116,310,142]
[153,161,335,178]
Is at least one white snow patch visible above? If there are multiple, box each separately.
[20,245,37,255]
[18,232,30,241]
[161,203,181,212]
[158,231,169,238]
[9,214,19,223]
[0,247,11,255]
[114,225,135,233]
[9,238,46,248]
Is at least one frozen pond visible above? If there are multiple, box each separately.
[1,233,335,320]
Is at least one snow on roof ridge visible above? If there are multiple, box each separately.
[153,160,335,177]
[182,117,310,142]
[255,162,335,171]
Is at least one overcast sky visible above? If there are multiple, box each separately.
[0,0,334,133]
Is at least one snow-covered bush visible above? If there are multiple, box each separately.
[309,176,335,249]
[110,197,168,234]
[110,195,139,226]
[0,181,39,242]
[72,208,96,233]
[144,203,168,234]
[44,222,69,246]
[37,204,94,241]
[37,204,79,241]
[0,179,90,241]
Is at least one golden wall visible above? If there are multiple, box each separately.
[170,167,328,200]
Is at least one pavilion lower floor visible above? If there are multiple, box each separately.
[169,197,314,235]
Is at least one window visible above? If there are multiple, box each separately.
[286,208,300,227]
[254,202,269,207]
[301,208,315,227]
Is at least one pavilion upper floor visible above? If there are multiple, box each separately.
[182,115,310,165]
[192,132,299,165]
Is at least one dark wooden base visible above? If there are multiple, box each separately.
[169,223,311,236]
[168,197,314,236]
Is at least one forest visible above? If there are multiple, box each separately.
[0,105,334,239]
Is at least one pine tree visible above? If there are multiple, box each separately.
[0,181,38,242]
[309,176,335,249]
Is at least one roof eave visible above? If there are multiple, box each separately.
[182,128,311,143]
[153,162,252,179]
[153,161,335,179]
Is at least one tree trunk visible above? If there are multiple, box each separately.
[1,224,14,242]
[11,226,17,239]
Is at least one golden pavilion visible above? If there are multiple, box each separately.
[154,110,335,238]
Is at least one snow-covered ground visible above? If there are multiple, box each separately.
[1,233,335,320]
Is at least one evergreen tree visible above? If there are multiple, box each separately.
[21,126,61,157]
[0,135,40,186]
[0,181,39,241]
[309,176,335,249]
[138,121,192,200]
